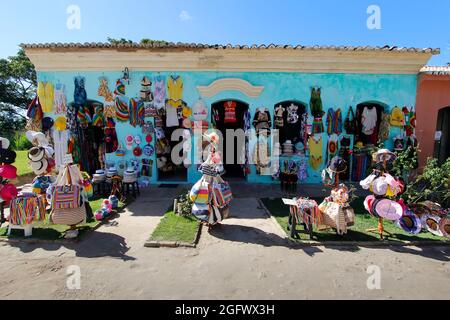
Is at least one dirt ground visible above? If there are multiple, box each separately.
[0,186,449,300]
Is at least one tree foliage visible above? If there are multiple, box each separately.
[0,49,37,139]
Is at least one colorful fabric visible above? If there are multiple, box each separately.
[326,108,343,135]
[54,83,67,115]
[129,98,145,127]
[52,185,81,209]
[189,179,210,204]
[309,88,324,118]
[9,194,46,225]
[312,116,324,134]
[224,101,237,123]
[92,104,105,127]
[308,135,323,171]
[74,76,87,107]
[153,77,166,109]
[38,82,55,113]
[167,75,183,108]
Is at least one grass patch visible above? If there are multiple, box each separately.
[14,150,34,177]
[261,197,450,242]
[149,211,200,244]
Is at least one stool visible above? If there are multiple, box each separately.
[93,181,108,196]
[8,224,33,237]
[123,181,140,197]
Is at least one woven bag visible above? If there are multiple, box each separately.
[50,205,86,226]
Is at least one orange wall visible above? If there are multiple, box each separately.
[415,74,450,167]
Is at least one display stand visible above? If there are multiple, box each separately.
[365,159,392,240]
[8,224,33,237]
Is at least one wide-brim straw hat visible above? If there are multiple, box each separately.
[27,147,45,162]
[30,158,48,176]
[439,216,450,239]
[421,214,443,237]
[373,199,403,221]
[374,149,396,163]
[397,211,422,234]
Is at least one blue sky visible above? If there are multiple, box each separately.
[1,0,449,65]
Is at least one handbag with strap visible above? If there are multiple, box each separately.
[189,178,210,204]
[344,106,356,134]
[212,181,233,207]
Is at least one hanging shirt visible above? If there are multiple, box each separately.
[224,101,237,123]
[38,82,55,113]
[167,76,183,108]
[52,129,69,168]
[153,78,166,109]
[166,103,180,127]
[192,99,208,121]
[362,107,378,135]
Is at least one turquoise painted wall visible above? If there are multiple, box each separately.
[37,70,418,184]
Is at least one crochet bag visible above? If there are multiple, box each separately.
[52,185,82,210]
[212,181,233,208]
[189,178,210,204]
[344,106,356,134]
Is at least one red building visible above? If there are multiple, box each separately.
[416,65,450,167]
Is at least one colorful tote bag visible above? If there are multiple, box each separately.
[52,185,81,210]
[189,179,210,204]
[212,181,233,207]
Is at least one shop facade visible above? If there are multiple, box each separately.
[23,43,437,185]
[415,66,450,167]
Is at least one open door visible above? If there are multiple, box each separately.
[434,106,450,165]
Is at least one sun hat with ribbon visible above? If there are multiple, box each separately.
[372,199,403,221]
[0,164,17,180]
[27,147,45,162]
[54,116,67,131]
[372,176,389,196]
[396,210,422,234]
[203,131,220,149]
[364,195,375,212]
[421,214,443,237]
[30,158,48,176]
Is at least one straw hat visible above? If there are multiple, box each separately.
[397,210,422,234]
[364,195,375,212]
[421,214,443,237]
[374,149,396,163]
[439,216,450,239]
[27,147,45,162]
[30,158,48,176]
[372,199,403,221]
[372,177,389,196]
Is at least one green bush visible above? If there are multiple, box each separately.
[12,132,32,150]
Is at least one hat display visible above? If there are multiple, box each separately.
[26,131,48,147]
[0,137,10,149]
[203,131,220,148]
[372,177,388,196]
[42,117,54,132]
[27,147,45,162]
[0,164,18,180]
[364,195,375,212]
[54,116,67,131]
[421,214,443,237]
[374,149,396,163]
[328,156,347,173]
[30,158,48,176]
[397,210,422,234]
[0,183,18,202]
[439,216,450,239]
[0,148,17,164]
[372,199,403,221]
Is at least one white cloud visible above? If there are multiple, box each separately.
[179,10,193,21]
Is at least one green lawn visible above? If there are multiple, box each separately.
[0,197,128,241]
[14,150,34,177]
[261,197,449,242]
[149,211,200,244]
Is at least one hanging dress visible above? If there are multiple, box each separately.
[167,76,183,108]
[114,79,130,122]
[53,83,67,115]
[308,135,323,171]
[153,77,166,109]
[74,76,87,107]
[38,82,55,113]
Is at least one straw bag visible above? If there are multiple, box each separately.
[321,202,348,235]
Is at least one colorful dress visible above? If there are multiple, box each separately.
[153,78,166,109]
[53,83,67,115]
[308,135,323,171]
[167,76,183,108]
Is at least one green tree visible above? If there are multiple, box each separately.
[0,49,37,140]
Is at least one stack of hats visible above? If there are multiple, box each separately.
[93,169,106,183]
[0,137,19,205]
[106,167,118,183]
[0,137,17,165]
[406,201,450,238]
[26,131,55,176]
[282,140,294,155]
[123,167,138,183]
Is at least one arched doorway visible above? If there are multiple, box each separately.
[434,106,450,165]
[211,99,249,179]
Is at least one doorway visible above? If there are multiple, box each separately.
[434,106,450,165]
[211,100,249,179]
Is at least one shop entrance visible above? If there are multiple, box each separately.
[211,100,249,180]
[434,106,450,165]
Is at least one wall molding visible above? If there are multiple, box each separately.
[24,48,433,74]
[197,78,264,98]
